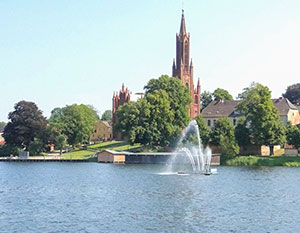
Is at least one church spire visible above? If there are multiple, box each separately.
[180,9,186,35]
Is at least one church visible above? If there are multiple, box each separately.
[172,9,201,118]
[112,10,201,136]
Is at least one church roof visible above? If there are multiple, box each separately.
[180,10,187,35]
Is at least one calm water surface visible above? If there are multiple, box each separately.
[0,163,300,233]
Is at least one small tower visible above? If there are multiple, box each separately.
[112,84,131,140]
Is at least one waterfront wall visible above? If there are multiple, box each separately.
[97,150,220,165]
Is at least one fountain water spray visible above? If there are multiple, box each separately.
[167,120,212,174]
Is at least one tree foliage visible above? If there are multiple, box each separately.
[200,91,213,110]
[237,82,258,100]
[200,88,233,111]
[213,88,233,101]
[144,75,192,129]
[116,75,192,148]
[220,134,239,160]
[194,115,211,146]
[211,117,239,159]
[234,116,251,148]
[3,101,47,151]
[283,83,300,106]
[286,123,300,148]
[49,104,98,146]
[237,83,286,150]
[101,110,112,121]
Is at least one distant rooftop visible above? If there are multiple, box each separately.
[201,98,298,118]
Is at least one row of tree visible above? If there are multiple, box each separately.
[197,83,300,158]
[201,82,300,110]
[115,77,300,158]
[0,101,112,156]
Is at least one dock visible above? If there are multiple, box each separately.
[0,158,89,162]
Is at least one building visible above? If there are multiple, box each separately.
[274,98,300,125]
[172,10,201,118]
[201,97,300,128]
[90,121,112,143]
[112,84,131,139]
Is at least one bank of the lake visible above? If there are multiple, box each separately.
[224,155,300,167]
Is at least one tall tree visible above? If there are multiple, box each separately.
[213,88,233,101]
[237,82,258,100]
[3,101,47,151]
[283,83,300,106]
[117,75,192,148]
[101,110,112,121]
[238,83,286,154]
[49,104,98,146]
[144,75,192,130]
[200,91,213,110]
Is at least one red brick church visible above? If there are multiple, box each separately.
[112,10,201,138]
[172,9,201,118]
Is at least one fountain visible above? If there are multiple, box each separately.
[166,120,213,174]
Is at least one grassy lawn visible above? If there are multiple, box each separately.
[61,150,95,160]
[224,155,300,167]
[60,141,143,161]
[88,141,143,152]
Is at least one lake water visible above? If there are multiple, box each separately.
[0,163,300,232]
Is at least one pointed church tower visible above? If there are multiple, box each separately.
[172,9,201,118]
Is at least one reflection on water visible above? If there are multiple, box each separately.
[0,163,300,232]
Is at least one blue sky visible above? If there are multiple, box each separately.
[1,0,300,122]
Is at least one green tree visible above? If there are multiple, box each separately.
[220,135,240,160]
[213,88,233,101]
[101,110,112,121]
[237,82,258,100]
[211,117,234,145]
[234,116,251,149]
[49,104,98,146]
[117,90,176,148]
[144,75,192,130]
[237,83,286,154]
[286,123,300,148]
[283,83,300,106]
[200,91,213,110]
[194,115,211,146]
[0,122,6,133]
[3,101,47,152]
[116,100,149,145]
[116,75,192,148]
[211,117,239,159]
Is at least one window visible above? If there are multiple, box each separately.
[233,119,237,126]
[208,120,211,126]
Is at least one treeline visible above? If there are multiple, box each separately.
[115,77,300,157]
[0,102,111,156]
